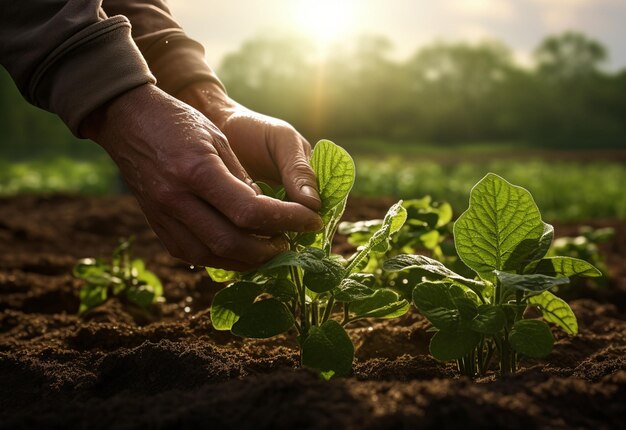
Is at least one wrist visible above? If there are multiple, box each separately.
[79,83,158,144]
[175,81,239,129]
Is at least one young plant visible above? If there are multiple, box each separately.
[73,238,163,313]
[384,173,601,377]
[207,140,410,378]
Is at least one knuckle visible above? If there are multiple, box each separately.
[231,202,260,229]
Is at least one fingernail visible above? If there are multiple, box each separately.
[300,185,321,202]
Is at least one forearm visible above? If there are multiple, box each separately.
[101,0,225,97]
[0,0,155,136]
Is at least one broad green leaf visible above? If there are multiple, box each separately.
[429,326,482,361]
[265,278,298,301]
[528,291,578,335]
[383,254,486,293]
[412,281,460,329]
[525,222,554,264]
[210,282,263,330]
[125,285,155,309]
[206,267,239,283]
[509,319,554,358]
[231,299,294,338]
[79,284,108,313]
[525,257,601,278]
[303,258,346,293]
[310,140,355,216]
[302,320,354,378]
[469,305,506,334]
[454,297,478,320]
[454,173,546,281]
[334,278,375,302]
[496,271,569,293]
[351,289,409,319]
[259,248,328,273]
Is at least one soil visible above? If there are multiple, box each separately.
[0,194,624,430]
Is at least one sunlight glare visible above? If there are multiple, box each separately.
[294,0,355,46]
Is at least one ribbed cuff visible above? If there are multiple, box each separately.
[136,29,225,96]
[29,16,156,137]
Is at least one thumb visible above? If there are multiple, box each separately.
[271,134,321,212]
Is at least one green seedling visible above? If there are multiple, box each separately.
[73,238,163,313]
[207,140,410,379]
[384,173,601,377]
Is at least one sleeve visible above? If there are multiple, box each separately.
[0,1,156,137]
[101,0,225,96]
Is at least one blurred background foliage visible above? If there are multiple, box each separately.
[1,31,625,220]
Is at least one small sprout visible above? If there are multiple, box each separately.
[73,237,163,314]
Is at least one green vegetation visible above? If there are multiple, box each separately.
[73,238,163,313]
[0,157,117,196]
[385,174,600,377]
[208,140,410,379]
[352,157,626,221]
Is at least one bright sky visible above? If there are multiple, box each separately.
[169,0,626,70]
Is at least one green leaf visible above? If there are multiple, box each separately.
[526,222,554,264]
[302,320,354,378]
[255,181,286,200]
[351,289,401,316]
[527,291,578,335]
[412,281,460,330]
[509,319,554,358]
[265,278,298,301]
[210,282,263,330]
[383,254,486,293]
[429,326,482,361]
[73,258,115,285]
[525,257,601,278]
[231,299,294,338]
[454,173,547,281]
[310,140,355,216]
[303,258,346,293]
[79,284,108,313]
[454,297,478,320]
[334,278,375,302]
[469,305,506,334]
[125,285,156,309]
[496,271,569,293]
[206,267,239,283]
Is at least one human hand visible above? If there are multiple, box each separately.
[80,84,322,271]
[176,82,322,212]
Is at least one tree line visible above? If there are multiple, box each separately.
[1,31,625,159]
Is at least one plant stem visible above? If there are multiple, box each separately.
[321,297,335,323]
[291,266,308,335]
[342,304,350,325]
[311,303,319,326]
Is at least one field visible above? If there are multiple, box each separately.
[0,194,625,429]
[2,148,626,221]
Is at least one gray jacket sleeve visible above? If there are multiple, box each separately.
[0,1,156,136]
[101,0,225,96]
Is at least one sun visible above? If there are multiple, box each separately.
[294,0,356,46]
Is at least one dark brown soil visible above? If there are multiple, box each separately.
[0,195,625,430]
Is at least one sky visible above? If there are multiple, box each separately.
[168,0,626,70]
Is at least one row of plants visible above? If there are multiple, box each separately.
[74,140,603,379]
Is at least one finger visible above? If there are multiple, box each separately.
[167,194,293,265]
[149,214,256,272]
[269,131,321,212]
[207,127,261,194]
[186,154,323,233]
